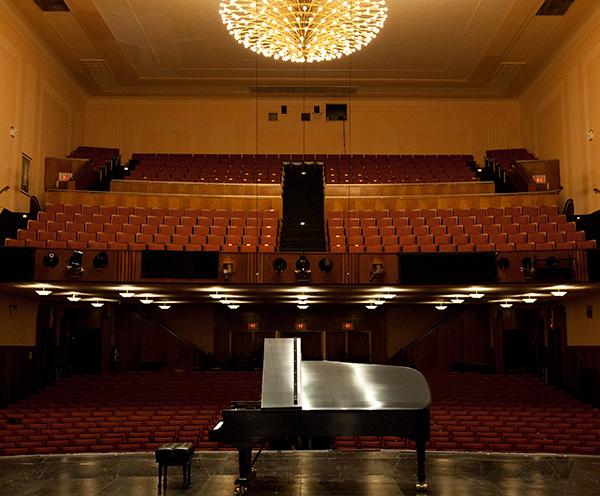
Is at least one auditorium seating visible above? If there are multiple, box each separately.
[4,204,280,253]
[485,148,538,185]
[1,370,597,456]
[326,207,596,253]
[127,153,477,184]
[69,146,120,164]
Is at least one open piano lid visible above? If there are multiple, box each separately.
[261,338,431,411]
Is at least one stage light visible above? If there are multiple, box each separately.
[93,251,109,269]
[35,287,52,296]
[295,255,311,282]
[91,300,104,308]
[67,250,84,277]
[67,293,81,302]
[42,252,59,268]
[272,257,287,273]
[500,301,513,309]
[318,258,333,273]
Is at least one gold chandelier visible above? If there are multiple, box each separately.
[219,0,388,63]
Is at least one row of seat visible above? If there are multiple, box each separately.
[326,206,560,218]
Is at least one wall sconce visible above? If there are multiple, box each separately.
[295,255,311,282]
[67,250,84,277]
[369,256,385,281]
[222,256,235,281]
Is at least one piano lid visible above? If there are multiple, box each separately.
[260,338,430,411]
[301,361,431,411]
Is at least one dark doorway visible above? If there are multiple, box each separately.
[69,328,102,374]
[326,331,346,361]
[280,331,322,360]
[503,329,535,374]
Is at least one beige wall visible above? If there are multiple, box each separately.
[0,294,38,346]
[566,294,600,346]
[521,4,600,214]
[0,2,86,212]
[85,96,521,163]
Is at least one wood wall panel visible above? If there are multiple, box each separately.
[565,346,600,406]
[325,181,494,197]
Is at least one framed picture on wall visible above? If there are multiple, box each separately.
[21,154,31,193]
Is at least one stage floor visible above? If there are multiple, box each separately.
[0,450,599,495]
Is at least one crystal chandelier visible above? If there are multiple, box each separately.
[219,0,388,63]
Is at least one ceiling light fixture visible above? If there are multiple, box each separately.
[469,291,485,299]
[140,297,154,305]
[500,301,513,309]
[365,303,377,310]
[297,304,309,310]
[382,292,396,300]
[35,287,52,296]
[228,303,240,310]
[158,304,171,310]
[67,293,81,302]
[435,304,448,311]
[219,0,388,63]
[91,300,104,308]
[209,291,223,300]
[551,288,567,297]
[450,297,465,304]
[119,290,135,298]
[523,295,537,304]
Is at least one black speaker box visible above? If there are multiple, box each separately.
[587,249,600,282]
[0,247,35,282]
[399,252,498,284]
[141,251,219,279]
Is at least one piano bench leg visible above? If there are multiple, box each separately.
[416,481,428,492]
[416,437,427,492]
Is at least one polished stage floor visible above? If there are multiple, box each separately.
[0,450,599,495]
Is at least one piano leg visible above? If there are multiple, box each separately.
[415,437,428,492]
[234,447,252,494]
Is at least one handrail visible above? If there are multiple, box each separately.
[387,308,463,365]
[133,307,197,351]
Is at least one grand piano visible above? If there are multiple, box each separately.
[209,338,431,494]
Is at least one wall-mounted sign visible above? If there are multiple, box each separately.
[295,322,306,330]
[532,174,547,184]
[247,321,258,330]
[342,321,353,330]
[58,172,73,182]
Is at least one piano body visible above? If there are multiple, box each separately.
[209,338,431,494]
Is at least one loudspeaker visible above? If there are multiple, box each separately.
[587,249,600,282]
[141,251,219,279]
[399,252,498,284]
[0,247,35,282]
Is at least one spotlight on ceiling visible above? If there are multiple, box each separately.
[295,255,311,282]
[497,257,510,270]
[43,252,59,268]
[35,287,52,296]
[522,295,537,304]
[318,258,333,273]
[158,303,171,310]
[66,250,84,277]
[67,293,81,302]
[500,301,513,309]
[93,251,109,269]
[520,256,535,278]
[272,257,287,273]
[91,300,104,308]
[435,304,448,311]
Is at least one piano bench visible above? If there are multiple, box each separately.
[155,442,195,489]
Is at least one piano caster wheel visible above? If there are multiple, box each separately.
[415,481,428,492]
[234,485,248,495]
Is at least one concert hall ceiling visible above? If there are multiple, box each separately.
[7,0,600,97]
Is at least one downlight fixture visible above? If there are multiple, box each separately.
[551,288,567,297]
[158,303,172,310]
[91,300,104,308]
[67,293,81,302]
[365,302,377,310]
[469,291,485,299]
[119,290,135,298]
[450,297,465,304]
[140,297,154,305]
[35,287,52,296]
[435,303,448,311]
[500,301,513,309]
[227,303,240,310]
[209,291,223,300]
[297,304,309,310]
[523,295,537,304]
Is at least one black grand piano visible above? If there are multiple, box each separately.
[209,338,431,494]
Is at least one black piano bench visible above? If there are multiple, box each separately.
[155,442,194,489]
